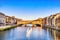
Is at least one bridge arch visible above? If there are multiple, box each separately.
[18,24,24,26]
[34,24,41,27]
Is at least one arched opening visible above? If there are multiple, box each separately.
[26,24,32,27]
[18,24,24,26]
[35,24,41,27]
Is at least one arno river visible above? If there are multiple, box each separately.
[0,26,60,40]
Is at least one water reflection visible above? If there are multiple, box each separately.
[26,27,32,38]
[0,26,60,40]
[53,30,60,40]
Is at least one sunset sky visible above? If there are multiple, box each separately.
[0,0,60,20]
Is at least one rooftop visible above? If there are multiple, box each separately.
[0,12,5,16]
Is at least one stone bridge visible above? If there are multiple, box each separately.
[17,18,43,27]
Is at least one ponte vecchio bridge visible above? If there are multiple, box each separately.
[17,18,43,27]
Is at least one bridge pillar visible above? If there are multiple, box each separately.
[32,25,34,27]
[40,24,42,27]
[32,24,35,27]
[25,24,27,27]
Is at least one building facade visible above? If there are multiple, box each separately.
[43,13,60,28]
[53,13,60,28]
[0,12,6,26]
[43,17,47,26]
[5,16,17,25]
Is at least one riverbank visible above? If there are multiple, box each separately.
[45,25,60,31]
[0,25,17,31]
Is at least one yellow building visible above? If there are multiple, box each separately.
[17,18,22,25]
[5,16,11,25]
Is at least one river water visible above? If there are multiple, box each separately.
[0,27,60,40]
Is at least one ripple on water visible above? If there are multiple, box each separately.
[0,27,60,40]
